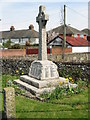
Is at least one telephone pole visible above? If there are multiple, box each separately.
[62,5,66,59]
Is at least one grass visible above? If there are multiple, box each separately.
[15,88,88,118]
[0,75,89,119]
[1,74,19,90]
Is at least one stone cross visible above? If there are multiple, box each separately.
[36,6,49,60]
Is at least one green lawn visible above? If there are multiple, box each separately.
[15,88,88,118]
[0,75,89,119]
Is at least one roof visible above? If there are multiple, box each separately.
[48,35,90,47]
[81,28,90,35]
[47,25,86,35]
[59,35,90,47]
[0,29,39,39]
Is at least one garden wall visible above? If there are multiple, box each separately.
[0,49,26,57]
[1,51,89,80]
[1,58,89,81]
[1,52,90,62]
[1,52,89,80]
[0,48,71,57]
[51,47,72,54]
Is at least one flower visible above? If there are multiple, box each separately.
[66,78,69,81]
[72,79,74,83]
[6,79,8,83]
[22,72,24,75]
[59,81,63,85]
[69,77,72,81]
[16,70,19,73]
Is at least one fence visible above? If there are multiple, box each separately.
[26,48,50,55]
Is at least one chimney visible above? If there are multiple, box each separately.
[84,35,87,40]
[10,26,15,31]
[29,24,34,30]
[72,34,74,37]
[78,34,80,38]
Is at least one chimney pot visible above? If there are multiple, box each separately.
[10,26,15,31]
[29,24,34,30]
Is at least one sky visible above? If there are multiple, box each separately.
[0,0,89,32]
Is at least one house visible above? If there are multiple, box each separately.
[48,35,90,54]
[47,25,87,42]
[81,28,90,34]
[0,24,39,46]
[81,28,90,41]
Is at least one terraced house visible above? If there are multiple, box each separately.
[0,24,39,46]
[47,25,88,42]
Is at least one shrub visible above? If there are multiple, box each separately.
[3,39,11,48]
[40,77,88,100]
[40,85,84,100]
[11,44,21,49]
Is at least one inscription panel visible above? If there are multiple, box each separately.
[45,67,49,78]
[29,61,59,80]
[50,66,55,77]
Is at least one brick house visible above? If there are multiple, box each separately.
[48,35,90,54]
[47,25,87,42]
[81,28,90,41]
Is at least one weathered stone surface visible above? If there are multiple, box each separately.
[36,5,49,60]
[20,75,69,88]
[13,5,77,96]
[14,76,70,96]
[20,75,48,88]
[29,60,59,80]
[3,87,16,119]
[28,6,59,81]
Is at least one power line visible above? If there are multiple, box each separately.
[66,5,88,20]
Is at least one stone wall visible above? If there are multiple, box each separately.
[1,52,90,78]
[56,62,89,81]
[1,52,90,62]
[52,52,89,62]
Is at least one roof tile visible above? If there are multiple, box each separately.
[59,35,90,46]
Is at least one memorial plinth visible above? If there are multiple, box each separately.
[29,60,59,80]
[14,6,77,96]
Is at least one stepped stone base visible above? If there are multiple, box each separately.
[14,60,77,96]
[14,75,77,96]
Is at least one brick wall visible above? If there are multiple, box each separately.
[26,48,50,55]
[0,49,26,57]
[51,47,72,54]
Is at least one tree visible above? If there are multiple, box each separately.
[3,39,11,48]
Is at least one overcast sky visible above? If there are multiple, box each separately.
[0,0,89,31]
